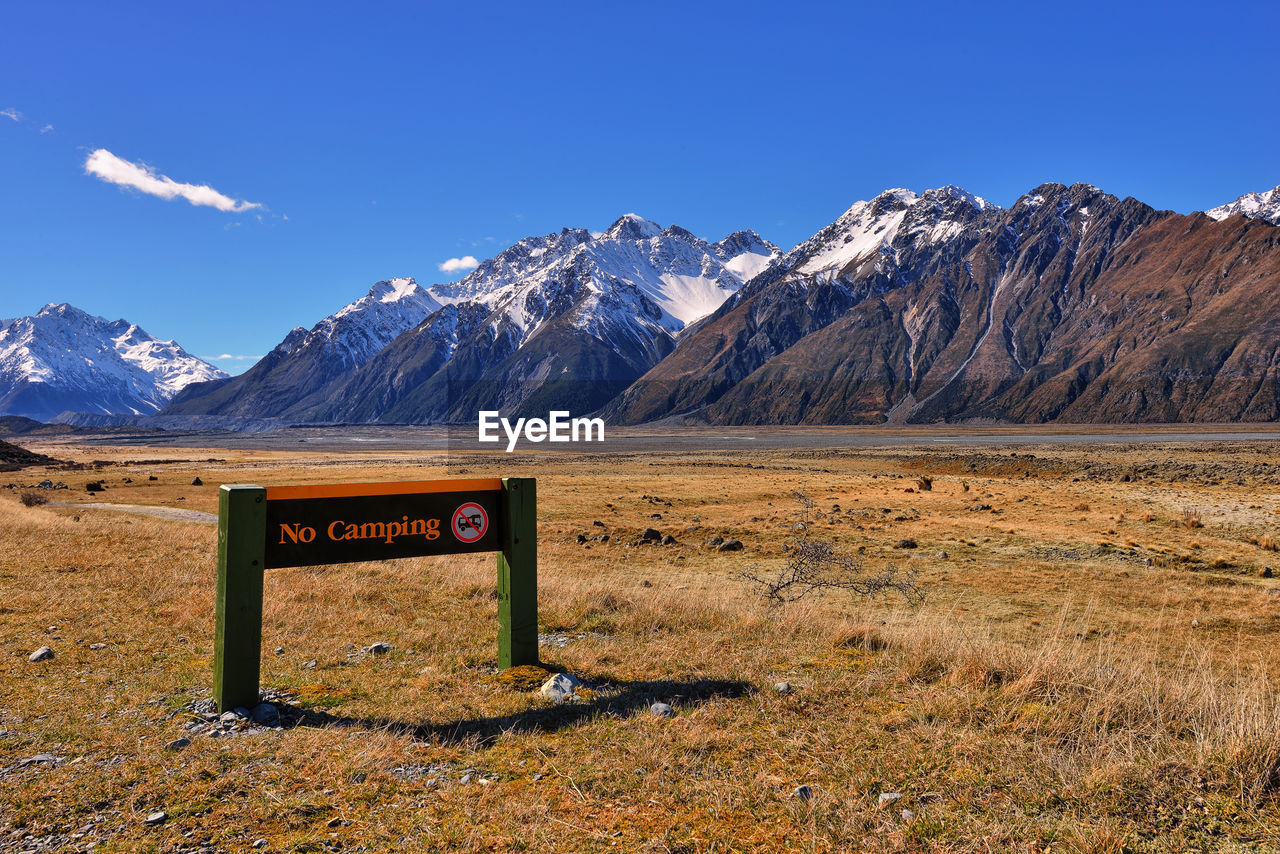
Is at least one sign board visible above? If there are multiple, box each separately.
[264,479,503,567]
[214,477,537,713]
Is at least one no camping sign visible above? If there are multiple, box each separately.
[214,477,537,712]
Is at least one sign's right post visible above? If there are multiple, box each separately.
[498,477,538,668]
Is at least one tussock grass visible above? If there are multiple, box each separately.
[5,440,1280,850]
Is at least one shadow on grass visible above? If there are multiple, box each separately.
[276,676,753,745]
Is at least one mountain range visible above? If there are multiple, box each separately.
[0,304,225,421]
[165,216,778,422]
[4,182,1280,426]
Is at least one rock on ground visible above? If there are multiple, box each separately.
[540,672,582,702]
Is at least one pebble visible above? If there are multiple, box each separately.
[660,534,677,545]
[252,841,267,849]
[165,737,191,751]
[716,539,743,552]
[901,808,916,821]
[19,753,60,767]
[302,659,317,669]
[144,811,168,826]
[793,784,813,802]
[274,646,285,655]
[539,672,582,702]
[641,528,661,541]
[773,682,791,694]
[88,643,106,650]
[650,702,675,718]
[28,646,54,662]
[878,792,903,807]
[365,642,393,655]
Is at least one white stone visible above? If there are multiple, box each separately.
[539,672,581,702]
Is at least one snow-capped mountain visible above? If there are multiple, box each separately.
[0,303,227,421]
[168,218,778,422]
[431,214,777,338]
[1206,184,1280,225]
[780,185,998,280]
[277,276,443,370]
[166,277,441,418]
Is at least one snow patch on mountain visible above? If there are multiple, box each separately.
[788,186,997,278]
[1206,185,1280,225]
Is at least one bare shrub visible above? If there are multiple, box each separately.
[1183,507,1204,529]
[740,493,924,607]
[19,491,49,507]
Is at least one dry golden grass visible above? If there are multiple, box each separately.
[4,439,1280,851]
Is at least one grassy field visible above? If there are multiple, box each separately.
[4,438,1280,852]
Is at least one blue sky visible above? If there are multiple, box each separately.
[2,1,1277,374]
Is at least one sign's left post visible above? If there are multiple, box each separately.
[214,484,267,713]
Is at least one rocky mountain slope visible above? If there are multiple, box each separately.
[169,218,778,422]
[609,183,1280,425]
[166,277,441,419]
[0,304,226,421]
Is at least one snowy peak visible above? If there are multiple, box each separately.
[604,213,662,241]
[285,276,446,371]
[0,303,227,419]
[429,229,594,306]
[1206,185,1280,225]
[713,229,780,284]
[424,216,778,343]
[334,277,441,320]
[772,185,1005,282]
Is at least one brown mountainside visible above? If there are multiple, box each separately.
[607,184,1280,424]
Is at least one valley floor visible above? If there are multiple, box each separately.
[3,431,1280,851]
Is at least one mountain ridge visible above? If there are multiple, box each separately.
[0,303,226,421]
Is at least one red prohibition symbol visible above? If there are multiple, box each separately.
[452,502,489,543]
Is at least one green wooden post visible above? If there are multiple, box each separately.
[214,484,267,712]
[497,477,538,668]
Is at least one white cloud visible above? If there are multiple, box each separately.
[211,354,262,361]
[1,108,20,122]
[439,255,480,273]
[84,148,262,213]
[40,124,53,134]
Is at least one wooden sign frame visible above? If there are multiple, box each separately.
[213,477,537,712]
